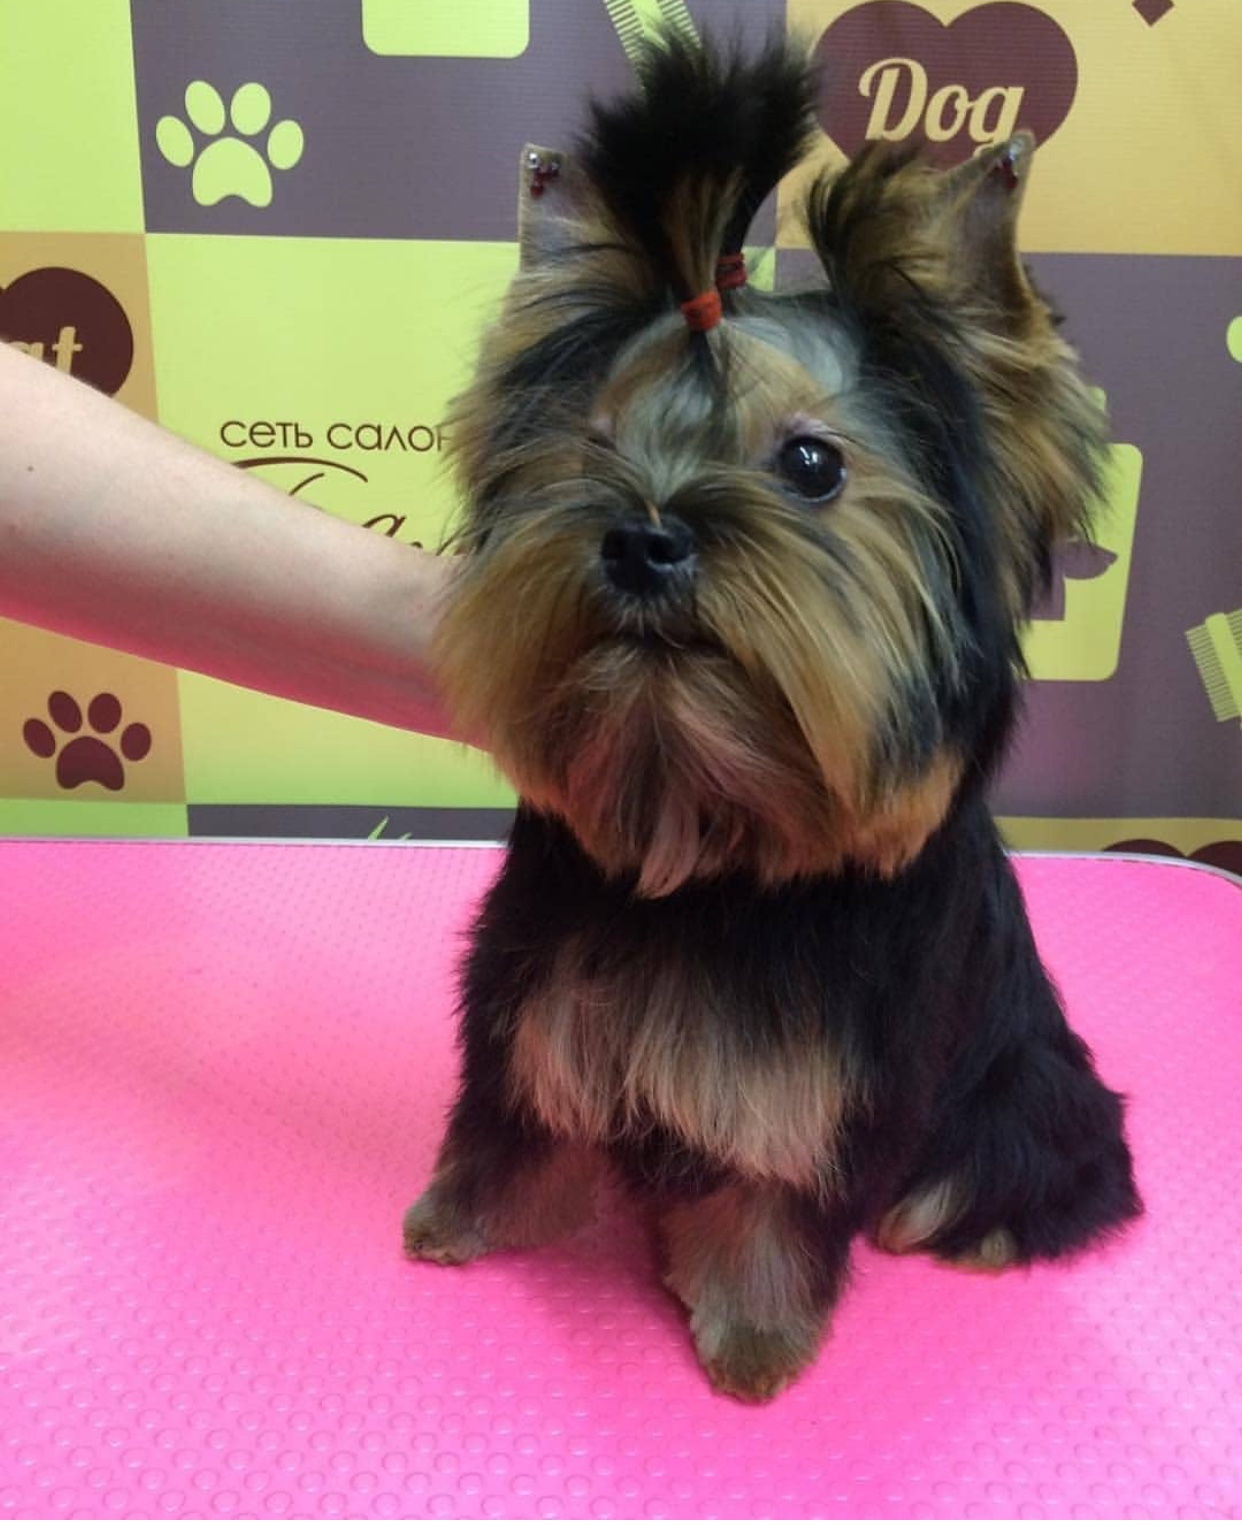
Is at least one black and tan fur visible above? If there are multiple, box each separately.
[404,34,1141,1402]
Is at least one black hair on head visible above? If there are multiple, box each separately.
[579,29,818,305]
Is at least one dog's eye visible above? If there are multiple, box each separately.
[775,436,847,503]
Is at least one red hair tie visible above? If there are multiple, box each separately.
[679,253,748,332]
[680,288,722,333]
[715,252,747,291]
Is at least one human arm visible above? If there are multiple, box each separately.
[0,343,465,742]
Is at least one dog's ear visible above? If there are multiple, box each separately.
[516,143,595,272]
[808,132,1108,587]
[934,132,1038,325]
[807,132,1042,335]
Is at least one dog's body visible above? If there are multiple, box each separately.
[405,34,1141,1401]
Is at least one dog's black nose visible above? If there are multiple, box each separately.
[600,517,696,597]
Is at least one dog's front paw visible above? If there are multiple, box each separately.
[693,1316,819,1404]
[938,1227,1020,1274]
[402,1187,491,1266]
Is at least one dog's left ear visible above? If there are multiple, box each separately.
[936,132,1038,325]
[936,131,1110,574]
[808,131,1043,336]
[516,143,594,272]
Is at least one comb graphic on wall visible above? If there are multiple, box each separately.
[1187,609,1242,727]
[602,0,698,63]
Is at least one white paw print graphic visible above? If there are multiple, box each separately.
[156,80,304,208]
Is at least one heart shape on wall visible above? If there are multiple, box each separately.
[813,1,1079,165]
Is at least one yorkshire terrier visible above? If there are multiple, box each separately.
[403,34,1141,1402]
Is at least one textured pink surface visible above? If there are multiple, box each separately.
[1,841,1239,1521]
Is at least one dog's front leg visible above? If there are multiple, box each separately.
[658,1178,852,1403]
[404,1083,602,1267]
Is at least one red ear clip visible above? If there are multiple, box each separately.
[525,149,561,199]
[990,144,1022,193]
[680,288,723,332]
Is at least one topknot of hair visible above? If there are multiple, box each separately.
[579,30,818,304]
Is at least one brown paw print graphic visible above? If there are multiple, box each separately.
[23,691,152,791]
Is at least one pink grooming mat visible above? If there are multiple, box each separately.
[1,840,1239,1520]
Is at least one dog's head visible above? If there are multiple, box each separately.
[435,33,1108,895]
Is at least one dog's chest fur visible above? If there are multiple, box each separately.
[507,934,852,1189]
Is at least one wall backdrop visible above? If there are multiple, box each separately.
[1,0,1239,868]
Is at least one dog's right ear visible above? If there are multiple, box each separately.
[516,143,593,271]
